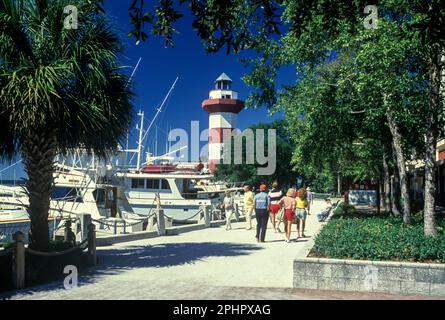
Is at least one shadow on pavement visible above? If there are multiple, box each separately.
[96,242,262,269]
[0,242,262,299]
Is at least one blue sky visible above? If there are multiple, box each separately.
[0,1,296,179]
[106,2,293,155]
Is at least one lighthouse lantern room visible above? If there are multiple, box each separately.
[202,73,245,173]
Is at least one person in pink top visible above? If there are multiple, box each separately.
[279,188,296,243]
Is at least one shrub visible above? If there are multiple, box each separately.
[332,203,357,217]
[0,241,15,250]
[312,212,445,263]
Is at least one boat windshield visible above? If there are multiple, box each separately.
[180,179,220,199]
[51,187,83,203]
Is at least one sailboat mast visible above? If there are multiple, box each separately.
[165,122,169,157]
[128,57,142,86]
[125,131,129,167]
[168,125,172,154]
[155,126,158,161]
[140,77,179,155]
[136,110,144,170]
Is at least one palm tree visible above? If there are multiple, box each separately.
[0,0,133,250]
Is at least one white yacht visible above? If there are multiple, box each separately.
[116,162,224,222]
[0,157,143,243]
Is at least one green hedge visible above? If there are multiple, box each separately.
[331,203,357,217]
[312,204,445,263]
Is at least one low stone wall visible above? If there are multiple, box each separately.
[293,257,445,296]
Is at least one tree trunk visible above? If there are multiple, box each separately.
[390,146,402,217]
[423,50,441,237]
[390,175,400,217]
[21,129,57,251]
[382,154,391,213]
[386,97,411,224]
[376,179,381,214]
[337,173,341,197]
[380,175,384,209]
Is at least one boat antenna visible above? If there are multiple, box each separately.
[127,57,142,88]
[0,159,23,174]
[142,146,188,165]
[122,57,142,164]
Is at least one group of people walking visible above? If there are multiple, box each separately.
[221,182,314,243]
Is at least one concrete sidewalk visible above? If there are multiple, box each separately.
[2,200,442,300]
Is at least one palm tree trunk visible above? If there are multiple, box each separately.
[423,50,441,237]
[21,129,57,251]
[386,104,411,224]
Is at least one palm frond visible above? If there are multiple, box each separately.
[0,0,134,159]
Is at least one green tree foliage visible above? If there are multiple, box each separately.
[93,0,282,52]
[239,1,442,234]
[215,121,297,187]
[304,168,335,194]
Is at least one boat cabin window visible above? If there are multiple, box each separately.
[180,179,198,199]
[93,188,105,205]
[93,187,118,217]
[131,178,171,191]
[51,187,83,203]
[0,193,13,197]
[146,179,160,189]
[161,179,170,190]
[131,178,145,189]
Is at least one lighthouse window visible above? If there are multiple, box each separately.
[222,94,231,99]
[131,178,145,189]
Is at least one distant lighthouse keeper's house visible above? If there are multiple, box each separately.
[202,73,244,173]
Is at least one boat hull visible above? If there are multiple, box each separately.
[0,219,56,244]
[131,203,205,222]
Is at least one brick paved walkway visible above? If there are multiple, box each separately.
[1,200,443,300]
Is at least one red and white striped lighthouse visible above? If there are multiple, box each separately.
[202,73,244,173]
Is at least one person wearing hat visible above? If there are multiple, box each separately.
[306,187,314,215]
[254,184,270,243]
[243,185,254,230]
